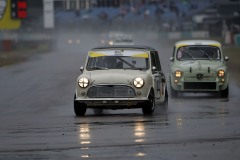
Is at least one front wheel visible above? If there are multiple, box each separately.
[220,86,229,98]
[74,94,87,116]
[142,90,155,115]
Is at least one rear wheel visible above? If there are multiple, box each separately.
[161,89,168,109]
[74,94,87,116]
[142,90,155,115]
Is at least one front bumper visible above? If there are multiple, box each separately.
[170,75,228,92]
[75,97,148,108]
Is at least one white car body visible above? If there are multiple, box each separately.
[74,45,168,116]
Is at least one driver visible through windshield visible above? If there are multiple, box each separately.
[86,50,149,70]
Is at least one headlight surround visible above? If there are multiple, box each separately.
[134,77,144,88]
[78,77,89,88]
[175,70,182,78]
[218,70,225,77]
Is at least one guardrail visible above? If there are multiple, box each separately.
[0,32,52,41]
[0,31,54,52]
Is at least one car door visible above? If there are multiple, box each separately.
[150,51,162,99]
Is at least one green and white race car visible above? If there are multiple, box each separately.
[169,40,229,97]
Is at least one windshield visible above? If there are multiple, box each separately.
[86,56,149,70]
[176,46,221,61]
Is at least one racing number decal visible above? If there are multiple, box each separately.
[114,50,123,56]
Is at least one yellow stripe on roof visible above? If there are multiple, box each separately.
[176,44,188,48]
[210,43,221,47]
[89,52,107,57]
[176,43,221,48]
[132,53,149,58]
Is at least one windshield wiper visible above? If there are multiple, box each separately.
[123,67,144,70]
[199,49,212,61]
[183,51,195,61]
[87,66,108,70]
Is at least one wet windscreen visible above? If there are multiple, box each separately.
[176,46,221,61]
[87,56,149,70]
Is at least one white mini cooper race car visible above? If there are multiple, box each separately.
[74,45,168,116]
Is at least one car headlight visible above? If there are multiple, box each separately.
[76,39,80,44]
[68,39,73,44]
[134,77,144,88]
[175,70,182,78]
[78,77,89,88]
[218,70,225,77]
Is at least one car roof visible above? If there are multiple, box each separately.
[175,40,221,48]
[91,45,156,51]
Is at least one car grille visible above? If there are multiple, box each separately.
[184,82,216,90]
[87,85,135,98]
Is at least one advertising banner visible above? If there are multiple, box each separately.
[0,0,21,29]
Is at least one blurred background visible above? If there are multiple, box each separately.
[0,0,240,66]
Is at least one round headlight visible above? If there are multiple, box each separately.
[134,77,144,88]
[68,39,73,44]
[218,70,225,77]
[78,77,89,88]
[175,70,182,78]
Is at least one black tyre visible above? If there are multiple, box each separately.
[142,90,155,115]
[220,86,229,98]
[161,89,168,109]
[74,94,87,116]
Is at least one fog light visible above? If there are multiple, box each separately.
[136,91,141,95]
[174,79,178,83]
[81,91,86,96]
[221,79,225,82]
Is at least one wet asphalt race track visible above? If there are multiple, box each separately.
[0,31,240,160]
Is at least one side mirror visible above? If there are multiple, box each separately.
[80,66,84,73]
[224,56,229,61]
[170,57,174,62]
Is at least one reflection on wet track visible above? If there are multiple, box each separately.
[134,121,145,143]
[75,91,240,159]
[79,123,91,145]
